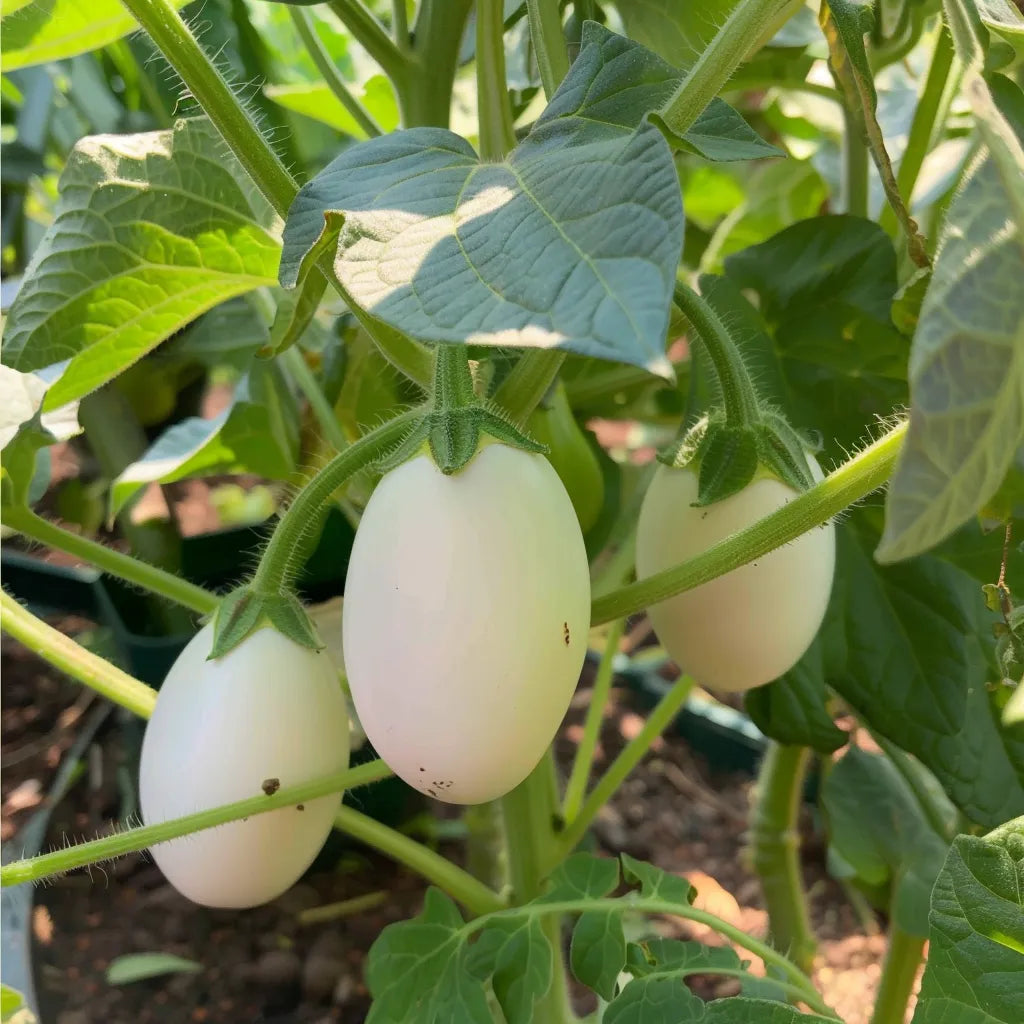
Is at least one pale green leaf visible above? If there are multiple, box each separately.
[1,118,282,410]
[1,0,189,71]
[106,953,201,985]
[264,75,400,137]
[616,0,738,68]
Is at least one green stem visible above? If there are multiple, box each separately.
[592,419,907,624]
[526,0,570,100]
[0,590,157,719]
[840,103,870,218]
[252,409,419,596]
[555,674,695,862]
[750,743,817,974]
[673,281,759,427]
[500,755,572,1023]
[0,758,392,888]
[334,804,506,915]
[871,732,955,842]
[1,506,217,616]
[282,347,350,455]
[563,619,624,822]
[476,0,517,160]
[391,0,409,48]
[298,890,388,925]
[493,351,567,425]
[879,27,956,236]
[327,0,409,86]
[289,6,383,138]
[404,0,474,128]
[659,0,792,136]
[869,923,926,1024]
[120,0,296,217]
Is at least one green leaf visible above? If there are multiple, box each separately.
[604,975,705,1023]
[702,1000,836,1023]
[912,817,1024,1024]
[621,854,695,905]
[627,937,742,977]
[539,852,621,903]
[264,75,400,137]
[467,917,553,1024]
[0,984,28,1023]
[571,911,626,1001]
[2,118,282,409]
[109,360,299,517]
[877,149,1024,561]
[280,25,696,377]
[1,0,189,70]
[828,525,1024,829]
[822,747,951,935]
[162,297,269,370]
[616,0,738,68]
[106,953,201,985]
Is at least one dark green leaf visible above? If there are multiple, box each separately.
[538,852,620,903]
[628,938,742,977]
[468,916,553,1024]
[912,817,1024,1024]
[604,976,705,1023]
[163,297,269,370]
[702,1000,836,1023]
[571,911,626,1001]
[621,854,695,905]
[615,0,738,68]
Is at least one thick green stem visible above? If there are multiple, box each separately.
[563,619,624,822]
[501,755,572,1023]
[870,923,926,1024]
[840,103,871,218]
[476,0,517,160]
[327,0,409,87]
[879,27,956,236]
[592,419,907,624]
[282,347,350,456]
[404,0,474,127]
[555,674,695,862]
[391,0,409,47]
[493,351,567,425]
[673,281,760,427]
[527,0,570,100]
[290,6,383,137]
[659,0,792,136]
[1,506,217,616]
[0,759,392,888]
[751,743,817,974]
[334,804,506,915]
[252,410,419,596]
[0,590,157,719]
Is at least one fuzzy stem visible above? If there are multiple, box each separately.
[563,619,624,822]
[673,281,760,427]
[0,759,393,888]
[658,0,793,136]
[555,674,695,862]
[1,590,158,719]
[591,419,907,624]
[476,0,517,160]
[527,0,570,100]
[333,804,506,915]
[1,506,217,616]
[289,6,383,137]
[751,743,817,974]
[327,0,410,87]
[840,103,871,218]
[870,923,926,1024]
[493,351,567,425]
[251,410,419,597]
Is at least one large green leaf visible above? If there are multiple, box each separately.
[616,0,739,68]
[1,0,189,70]
[2,118,282,410]
[109,361,299,518]
[280,24,777,376]
[877,148,1024,561]
[912,817,1024,1024]
[823,747,951,935]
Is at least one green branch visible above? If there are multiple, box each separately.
[591,420,907,624]
[526,0,570,100]
[1,506,217,616]
[476,0,517,160]
[870,923,926,1024]
[0,759,392,888]
[334,804,506,916]
[327,0,410,87]
[1,590,158,719]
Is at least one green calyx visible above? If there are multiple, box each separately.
[379,344,546,476]
[658,409,817,506]
[208,587,323,660]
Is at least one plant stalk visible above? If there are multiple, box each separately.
[334,804,506,915]
[327,0,409,87]
[526,0,570,100]
[1,590,158,719]
[404,0,474,127]
[750,742,817,974]
[282,347,351,456]
[476,0,517,160]
[869,923,926,1024]
[840,103,871,218]
[591,419,907,624]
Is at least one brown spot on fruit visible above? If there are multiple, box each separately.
[563,622,570,646]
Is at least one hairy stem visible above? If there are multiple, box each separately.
[1,590,158,719]
[591,420,907,624]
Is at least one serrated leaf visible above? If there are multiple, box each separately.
[1,118,282,409]
[621,854,695,905]
[823,747,951,935]
[877,148,1024,561]
[106,953,201,985]
[628,937,742,977]
[912,817,1024,1024]
[571,911,626,1001]
[538,852,621,903]
[1,0,189,70]
[468,916,553,1024]
[109,361,298,518]
[264,76,399,138]
[702,999,835,1023]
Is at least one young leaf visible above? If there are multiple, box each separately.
[106,953,201,985]
[628,937,743,977]
[911,816,1024,1024]
[621,854,695,905]
[877,148,1024,561]
[264,76,400,138]
[571,911,627,1001]
[2,118,282,410]
[538,852,621,903]
[467,916,553,1024]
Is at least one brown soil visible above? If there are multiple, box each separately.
[2,626,911,1024]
